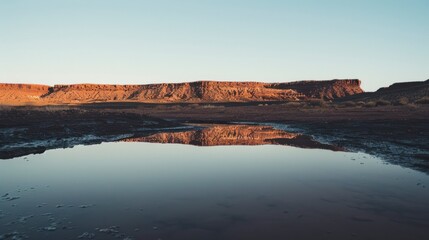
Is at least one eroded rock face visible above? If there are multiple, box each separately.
[271,79,363,99]
[0,84,51,105]
[0,80,363,105]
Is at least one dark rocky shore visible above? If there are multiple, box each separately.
[0,108,185,159]
[1,104,428,174]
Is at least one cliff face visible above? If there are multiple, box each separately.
[270,79,363,99]
[0,84,51,105]
[42,81,305,103]
[0,79,363,105]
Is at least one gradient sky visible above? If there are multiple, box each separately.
[0,0,427,91]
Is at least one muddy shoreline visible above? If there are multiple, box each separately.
[0,109,186,159]
[1,104,428,173]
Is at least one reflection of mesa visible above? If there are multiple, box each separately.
[122,124,342,151]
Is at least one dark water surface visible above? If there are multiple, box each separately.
[1,128,429,239]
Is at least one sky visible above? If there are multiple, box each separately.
[0,0,427,91]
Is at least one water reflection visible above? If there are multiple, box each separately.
[122,124,342,151]
[0,124,342,160]
[0,143,428,240]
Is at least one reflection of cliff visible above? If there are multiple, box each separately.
[122,125,343,151]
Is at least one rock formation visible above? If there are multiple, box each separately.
[0,84,51,105]
[270,79,362,99]
[338,79,429,103]
[0,79,363,105]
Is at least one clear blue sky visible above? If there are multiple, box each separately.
[0,0,427,91]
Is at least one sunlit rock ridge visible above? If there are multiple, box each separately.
[0,79,363,105]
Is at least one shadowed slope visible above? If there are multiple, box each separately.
[339,79,429,102]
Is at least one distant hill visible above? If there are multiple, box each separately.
[338,79,429,103]
[0,79,363,105]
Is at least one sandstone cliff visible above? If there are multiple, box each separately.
[0,84,51,105]
[0,79,363,105]
[271,79,362,99]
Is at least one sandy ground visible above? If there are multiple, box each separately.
[76,102,429,122]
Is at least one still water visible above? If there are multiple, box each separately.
[1,129,429,239]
